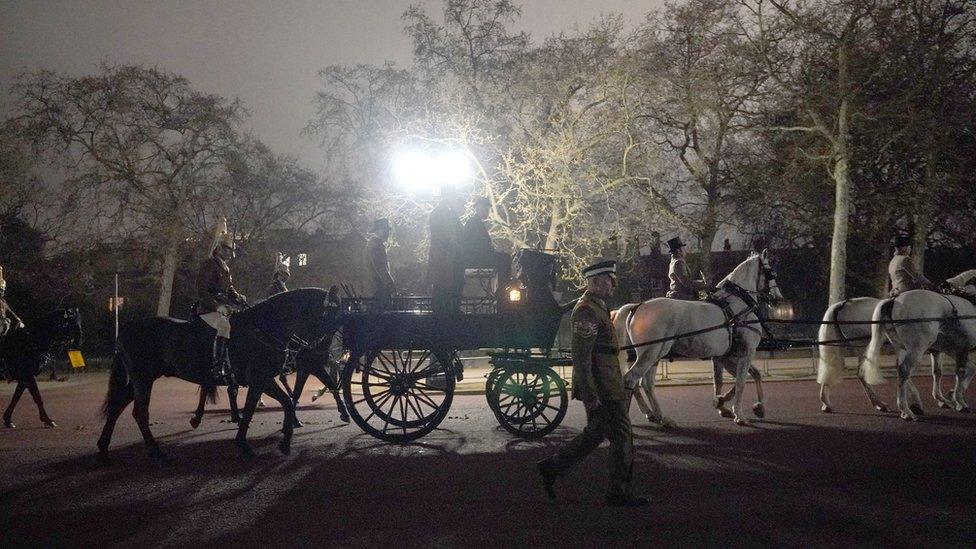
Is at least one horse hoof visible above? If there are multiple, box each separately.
[43,420,57,428]
[257,400,266,408]
[876,403,890,413]
[821,404,833,414]
[660,417,677,429]
[189,417,201,429]
[310,394,320,402]
[955,405,971,414]
[4,420,15,429]
[900,412,917,421]
[734,417,751,426]
[752,403,765,418]
[937,400,950,409]
[718,407,734,419]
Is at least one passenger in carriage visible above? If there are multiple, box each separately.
[887,232,936,297]
[366,218,396,310]
[665,236,711,300]
[266,253,290,296]
[460,196,511,290]
[941,269,976,300]
[0,266,26,337]
[428,187,464,314]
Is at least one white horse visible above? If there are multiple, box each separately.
[863,290,976,421]
[613,306,765,426]
[614,251,783,426]
[817,297,891,413]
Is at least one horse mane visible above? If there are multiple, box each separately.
[233,287,331,327]
[718,255,760,292]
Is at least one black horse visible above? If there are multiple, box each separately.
[96,287,341,465]
[1,308,83,428]
[188,340,349,428]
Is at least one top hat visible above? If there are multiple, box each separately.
[891,233,911,248]
[666,237,686,254]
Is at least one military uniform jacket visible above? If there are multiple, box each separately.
[197,256,243,313]
[0,297,22,330]
[668,257,708,300]
[366,236,395,295]
[888,254,933,296]
[571,292,627,403]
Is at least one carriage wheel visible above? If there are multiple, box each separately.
[487,367,567,439]
[484,368,506,415]
[342,348,456,443]
[327,328,347,380]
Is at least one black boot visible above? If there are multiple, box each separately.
[212,337,235,385]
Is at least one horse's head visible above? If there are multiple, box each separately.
[756,249,784,304]
[240,287,341,344]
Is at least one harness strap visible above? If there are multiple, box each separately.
[833,298,850,343]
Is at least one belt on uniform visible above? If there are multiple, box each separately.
[593,343,619,354]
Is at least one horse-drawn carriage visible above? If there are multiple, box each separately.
[335,249,575,443]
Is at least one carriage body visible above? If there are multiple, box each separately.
[336,250,573,443]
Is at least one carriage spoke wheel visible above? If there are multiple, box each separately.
[342,348,456,443]
[487,367,567,439]
[484,368,506,415]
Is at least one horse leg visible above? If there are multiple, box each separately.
[896,350,919,421]
[190,389,206,429]
[132,379,168,464]
[643,363,675,428]
[96,384,134,465]
[630,378,654,424]
[228,384,241,423]
[292,368,310,405]
[950,353,974,413]
[312,365,349,422]
[731,356,752,426]
[263,381,297,455]
[235,378,266,458]
[908,375,925,417]
[712,359,734,419]
[25,378,56,427]
[748,365,765,418]
[931,352,950,409]
[3,382,26,428]
[856,375,891,414]
[279,371,294,399]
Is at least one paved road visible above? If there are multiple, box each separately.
[2,373,975,548]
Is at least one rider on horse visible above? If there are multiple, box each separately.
[0,266,26,337]
[267,253,290,296]
[196,218,247,383]
[887,232,936,297]
[665,237,711,300]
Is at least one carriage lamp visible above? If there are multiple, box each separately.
[506,281,524,303]
[392,149,472,193]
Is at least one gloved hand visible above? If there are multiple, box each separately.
[16,320,25,329]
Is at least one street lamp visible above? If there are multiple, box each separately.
[393,149,472,193]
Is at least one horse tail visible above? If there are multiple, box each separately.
[101,346,130,418]
[817,301,847,386]
[613,302,639,368]
[862,299,894,385]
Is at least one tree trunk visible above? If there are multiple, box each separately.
[156,230,181,317]
[828,42,852,306]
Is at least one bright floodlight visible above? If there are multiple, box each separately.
[393,149,472,192]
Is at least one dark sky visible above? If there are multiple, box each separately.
[1,0,660,171]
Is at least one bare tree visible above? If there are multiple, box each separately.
[8,65,245,315]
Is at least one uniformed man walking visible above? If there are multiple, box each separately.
[366,218,396,310]
[196,218,247,382]
[537,260,648,507]
[266,253,290,296]
[0,266,26,337]
[666,237,710,300]
[887,233,935,297]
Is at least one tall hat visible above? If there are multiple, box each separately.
[0,266,6,291]
[666,236,686,254]
[209,217,234,255]
[891,232,911,248]
[582,260,617,279]
[274,252,291,275]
